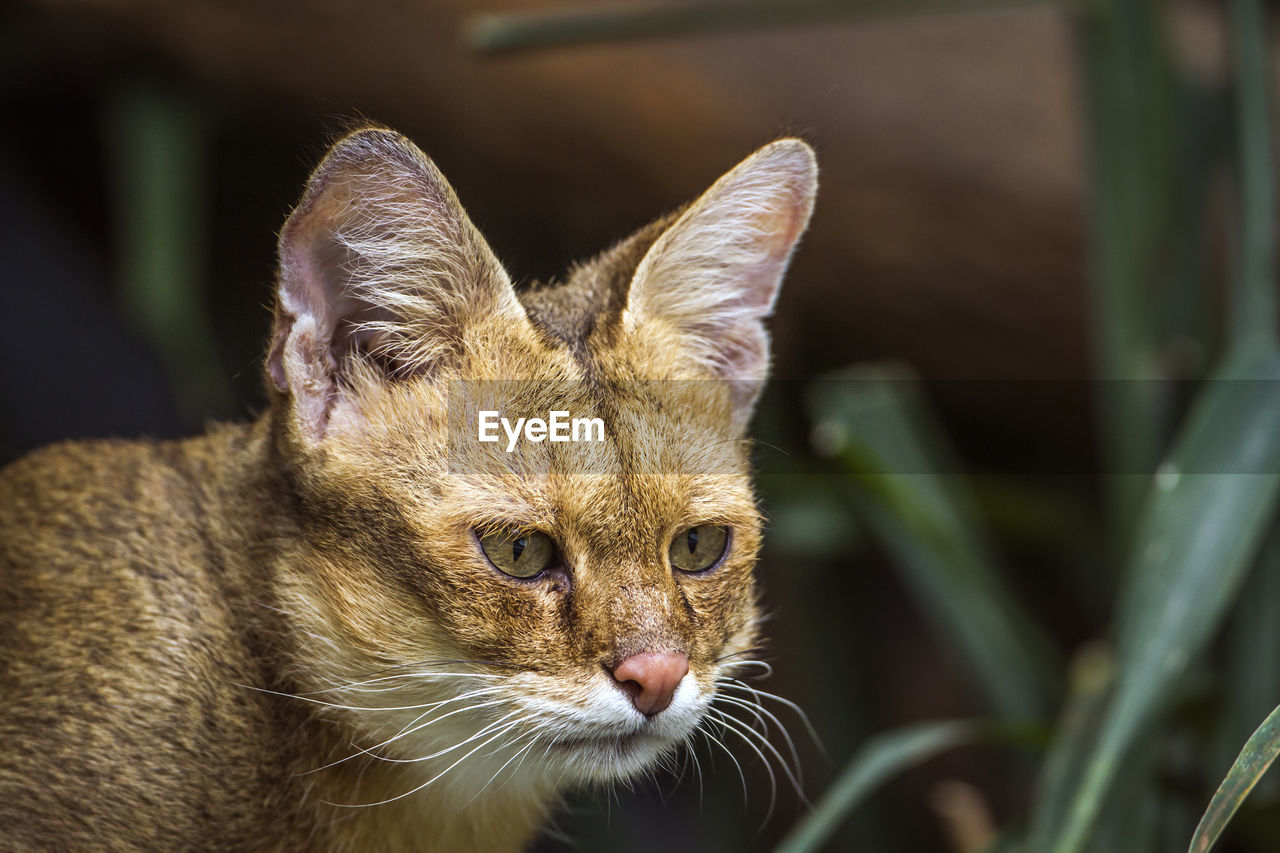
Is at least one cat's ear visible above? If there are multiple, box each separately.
[623,139,817,421]
[267,128,521,442]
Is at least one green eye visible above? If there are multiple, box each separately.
[478,528,555,579]
[669,525,730,573]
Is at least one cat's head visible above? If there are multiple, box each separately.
[264,128,816,794]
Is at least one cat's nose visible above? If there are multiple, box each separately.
[611,652,689,716]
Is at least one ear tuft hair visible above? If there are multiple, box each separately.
[624,139,818,418]
[267,128,519,442]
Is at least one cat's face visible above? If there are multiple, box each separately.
[266,129,815,795]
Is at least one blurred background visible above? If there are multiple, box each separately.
[4,0,1280,851]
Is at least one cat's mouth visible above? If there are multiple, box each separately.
[550,728,653,756]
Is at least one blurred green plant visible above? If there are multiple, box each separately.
[106,82,234,426]
[807,366,1061,722]
[763,0,1280,850]
[465,0,1050,54]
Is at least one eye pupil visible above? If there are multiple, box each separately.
[669,525,729,573]
[477,529,554,579]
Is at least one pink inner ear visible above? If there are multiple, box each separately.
[748,203,808,302]
[267,318,291,392]
[268,206,370,442]
[290,223,351,339]
[273,213,407,381]
[269,231,339,389]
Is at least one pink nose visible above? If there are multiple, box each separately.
[611,652,689,716]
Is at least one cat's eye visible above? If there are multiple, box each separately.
[669,525,730,573]
[477,528,555,579]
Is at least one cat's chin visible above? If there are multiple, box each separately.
[544,729,678,784]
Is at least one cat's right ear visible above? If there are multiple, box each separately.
[268,128,520,443]
[623,139,817,427]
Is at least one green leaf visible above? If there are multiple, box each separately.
[105,83,234,424]
[1215,525,1280,789]
[1048,0,1280,840]
[772,721,977,853]
[765,480,867,561]
[1042,343,1280,853]
[1228,0,1278,350]
[1027,644,1115,850]
[1076,0,1181,534]
[465,0,1055,54]
[1189,703,1280,852]
[807,365,1059,721]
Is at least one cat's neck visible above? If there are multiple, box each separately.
[304,757,560,852]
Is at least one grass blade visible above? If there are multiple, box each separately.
[1076,0,1179,534]
[1044,344,1280,852]
[1048,0,1280,842]
[1228,0,1277,349]
[773,721,977,853]
[1215,525,1280,788]
[105,82,233,425]
[465,0,1050,54]
[807,366,1059,721]
[1026,644,1114,850]
[1189,703,1280,852]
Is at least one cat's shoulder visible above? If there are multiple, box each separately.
[0,423,264,592]
[4,435,197,522]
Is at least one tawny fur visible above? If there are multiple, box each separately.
[0,127,816,851]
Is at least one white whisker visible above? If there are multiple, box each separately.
[380,692,506,743]
[467,729,541,805]
[696,723,747,806]
[326,720,525,808]
[235,682,498,714]
[710,707,806,805]
[719,659,774,679]
[299,692,509,775]
[708,708,778,827]
[300,671,505,695]
[719,677,824,754]
[358,709,522,765]
[711,691,804,787]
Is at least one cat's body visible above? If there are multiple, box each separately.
[0,128,816,851]
[0,423,554,850]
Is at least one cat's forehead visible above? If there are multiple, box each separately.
[416,375,757,532]
[444,381,744,473]
[515,213,678,357]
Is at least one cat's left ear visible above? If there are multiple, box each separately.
[623,139,817,421]
[267,128,524,444]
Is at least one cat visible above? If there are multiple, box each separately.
[0,126,817,851]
